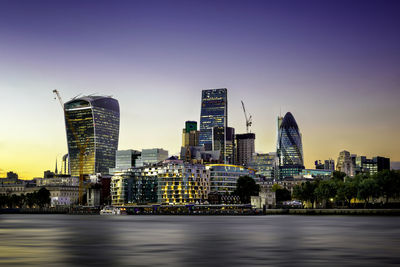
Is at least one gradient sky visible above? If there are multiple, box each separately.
[0,0,399,179]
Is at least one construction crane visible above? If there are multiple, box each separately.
[241,100,252,133]
[53,89,89,205]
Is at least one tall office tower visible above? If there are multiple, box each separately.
[213,126,235,164]
[336,150,354,176]
[235,133,255,167]
[182,121,199,147]
[277,112,304,178]
[64,96,120,176]
[324,159,335,170]
[199,88,227,151]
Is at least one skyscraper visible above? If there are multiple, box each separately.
[199,88,227,151]
[64,96,120,176]
[213,126,235,164]
[336,150,354,176]
[182,121,199,147]
[235,133,255,167]
[277,112,304,178]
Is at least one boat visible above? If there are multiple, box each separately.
[100,206,121,215]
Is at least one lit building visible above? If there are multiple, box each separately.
[354,156,390,175]
[206,164,256,194]
[336,150,355,176]
[64,95,120,176]
[111,160,210,205]
[249,152,276,179]
[199,88,227,151]
[301,169,333,179]
[277,112,304,178]
[182,121,199,147]
[324,159,335,170]
[136,148,168,167]
[235,133,255,167]
[213,126,235,164]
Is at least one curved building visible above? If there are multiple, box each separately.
[277,112,304,178]
[64,96,120,176]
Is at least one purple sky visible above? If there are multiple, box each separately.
[0,0,399,178]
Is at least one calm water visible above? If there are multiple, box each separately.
[0,215,399,266]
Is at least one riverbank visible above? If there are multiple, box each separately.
[2,208,400,215]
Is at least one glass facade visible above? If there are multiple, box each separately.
[213,126,235,164]
[64,96,120,176]
[249,152,276,179]
[206,164,256,194]
[277,112,304,178]
[199,89,227,151]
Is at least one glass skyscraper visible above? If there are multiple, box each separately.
[199,88,227,151]
[277,112,304,178]
[64,96,120,176]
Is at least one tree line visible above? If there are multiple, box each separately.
[293,170,400,208]
[0,187,51,208]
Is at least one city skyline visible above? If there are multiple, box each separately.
[1,0,400,179]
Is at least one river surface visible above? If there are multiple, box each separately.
[0,215,399,266]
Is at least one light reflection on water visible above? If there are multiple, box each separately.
[0,215,399,266]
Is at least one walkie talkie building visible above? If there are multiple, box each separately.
[199,88,227,151]
[64,96,120,176]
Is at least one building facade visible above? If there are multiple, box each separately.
[336,150,355,176]
[206,164,256,194]
[136,148,168,167]
[249,152,276,179]
[109,149,141,173]
[64,96,120,176]
[199,88,227,151]
[182,121,199,147]
[213,126,235,164]
[277,112,304,178]
[235,133,255,167]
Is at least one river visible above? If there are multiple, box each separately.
[0,215,399,266]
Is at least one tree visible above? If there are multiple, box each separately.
[272,184,282,192]
[357,178,378,208]
[276,188,291,202]
[293,181,318,208]
[233,176,260,204]
[332,171,346,182]
[36,188,51,208]
[336,179,357,207]
[315,180,337,208]
[373,170,400,204]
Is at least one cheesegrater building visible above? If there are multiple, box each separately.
[199,89,227,151]
[64,95,120,176]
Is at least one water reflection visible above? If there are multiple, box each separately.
[0,215,399,266]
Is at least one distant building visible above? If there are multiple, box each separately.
[277,112,304,178]
[301,169,333,179]
[199,88,227,151]
[324,159,335,170]
[64,95,120,176]
[213,126,235,164]
[206,164,256,194]
[109,149,141,174]
[354,156,390,175]
[61,154,69,174]
[249,152,276,179]
[182,121,199,147]
[315,160,325,170]
[136,148,168,167]
[336,150,355,176]
[235,133,255,167]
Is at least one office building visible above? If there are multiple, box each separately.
[199,88,227,150]
[249,152,277,179]
[206,164,256,194]
[109,149,141,174]
[277,112,304,178]
[136,148,168,167]
[213,126,235,164]
[336,150,355,176]
[235,133,255,167]
[354,156,390,175]
[64,95,120,176]
[182,121,199,147]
